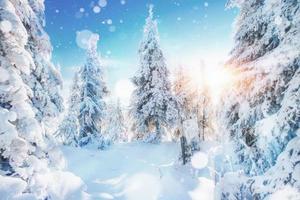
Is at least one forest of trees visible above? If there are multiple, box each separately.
[0,0,299,199]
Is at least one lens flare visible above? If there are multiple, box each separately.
[189,65,236,104]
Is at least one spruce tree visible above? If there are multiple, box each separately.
[222,0,300,175]
[104,100,128,143]
[78,34,108,147]
[218,0,300,198]
[0,0,68,198]
[130,5,177,143]
[173,66,197,163]
[56,71,81,146]
[196,84,214,142]
[20,0,64,133]
[173,65,196,123]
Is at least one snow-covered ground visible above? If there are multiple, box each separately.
[62,142,215,200]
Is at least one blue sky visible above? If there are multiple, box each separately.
[44,0,237,101]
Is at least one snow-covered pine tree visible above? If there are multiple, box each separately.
[173,65,196,124]
[196,85,214,142]
[192,63,215,142]
[217,0,300,198]
[173,66,197,163]
[222,0,300,175]
[19,0,64,134]
[104,100,128,144]
[56,71,81,146]
[78,34,108,147]
[0,0,78,198]
[130,5,178,143]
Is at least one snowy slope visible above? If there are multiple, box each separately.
[62,142,215,200]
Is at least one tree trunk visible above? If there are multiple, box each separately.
[202,106,205,141]
[180,136,188,165]
[155,120,161,142]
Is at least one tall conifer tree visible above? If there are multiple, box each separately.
[78,34,108,147]
[130,5,177,142]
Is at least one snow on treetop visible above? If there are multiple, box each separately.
[0,20,12,33]
[143,5,159,39]
[148,4,154,19]
[76,30,99,50]
[0,68,10,83]
[226,0,246,8]
[268,186,300,200]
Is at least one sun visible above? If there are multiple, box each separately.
[205,67,233,90]
[114,79,135,106]
[189,65,235,104]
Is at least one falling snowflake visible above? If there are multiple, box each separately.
[107,19,113,25]
[98,0,107,7]
[79,8,85,13]
[76,30,100,49]
[93,6,101,13]
[120,0,126,5]
[174,2,180,6]
[0,20,12,33]
[109,26,116,32]
[204,2,209,7]
[75,11,84,19]
[120,19,123,23]
[177,17,181,21]
[55,9,60,13]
